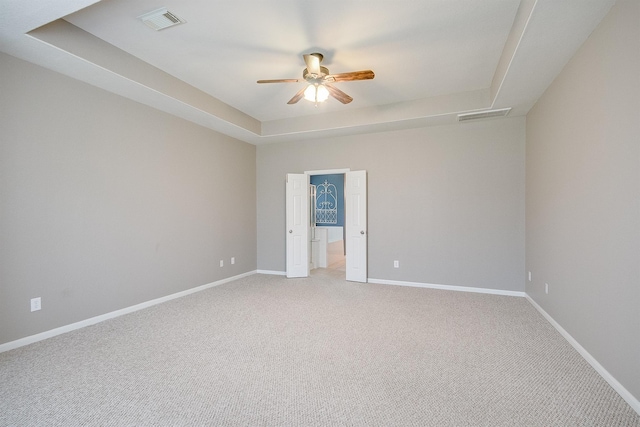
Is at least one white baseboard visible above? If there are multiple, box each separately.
[0,270,257,354]
[525,295,640,415]
[368,277,526,297]
[256,270,286,276]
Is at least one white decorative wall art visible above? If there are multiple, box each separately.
[315,180,338,224]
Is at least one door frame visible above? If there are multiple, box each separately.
[304,168,367,282]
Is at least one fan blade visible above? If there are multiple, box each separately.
[325,70,375,82]
[287,87,307,104]
[303,54,321,75]
[257,79,299,84]
[325,84,353,104]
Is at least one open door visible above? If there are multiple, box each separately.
[285,173,309,278]
[345,170,367,282]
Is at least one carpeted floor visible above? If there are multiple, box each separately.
[1,270,639,426]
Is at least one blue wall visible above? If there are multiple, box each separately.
[311,174,344,227]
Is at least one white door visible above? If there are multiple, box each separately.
[345,170,367,282]
[285,173,309,278]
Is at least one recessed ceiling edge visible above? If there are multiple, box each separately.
[457,108,512,122]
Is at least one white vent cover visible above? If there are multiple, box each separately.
[458,108,511,122]
[138,8,184,31]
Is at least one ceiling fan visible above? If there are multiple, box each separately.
[257,53,375,105]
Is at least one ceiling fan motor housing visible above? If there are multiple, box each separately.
[303,66,330,81]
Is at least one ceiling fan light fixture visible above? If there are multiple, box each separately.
[303,85,315,101]
[304,84,329,104]
[316,85,329,102]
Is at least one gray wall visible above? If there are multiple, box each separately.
[526,0,639,400]
[257,118,525,291]
[0,53,257,345]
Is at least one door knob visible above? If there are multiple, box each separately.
[289,230,293,233]
[360,230,365,234]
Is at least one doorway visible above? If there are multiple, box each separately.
[285,169,368,282]
[310,172,346,274]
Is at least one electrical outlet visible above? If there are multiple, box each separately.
[30,297,41,312]
[545,283,549,294]
[220,260,224,267]
[393,260,399,268]
[231,257,235,265]
[528,271,531,281]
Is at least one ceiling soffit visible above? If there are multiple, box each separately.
[1,0,617,144]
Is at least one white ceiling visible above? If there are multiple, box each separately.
[1,0,616,144]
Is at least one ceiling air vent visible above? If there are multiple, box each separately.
[138,8,185,31]
[458,108,511,122]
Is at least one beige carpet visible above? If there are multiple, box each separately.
[1,270,638,426]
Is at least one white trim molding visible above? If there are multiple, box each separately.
[525,295,640,415]
[256,270,286,276]
[304,168,350,175]
[368,277,526,297]
[0,270,258,354]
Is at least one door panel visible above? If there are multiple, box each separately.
[286,173,309,278]
[345,171,367,282]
